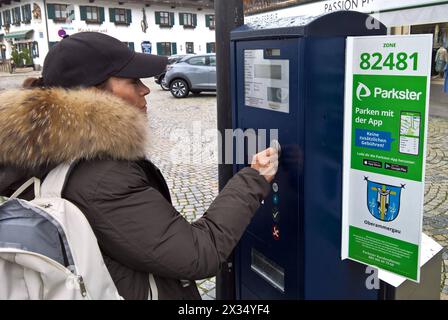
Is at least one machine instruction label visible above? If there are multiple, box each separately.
[341,35,432,282]
[244,49,290,113]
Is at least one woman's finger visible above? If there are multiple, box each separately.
[265,147,271,157]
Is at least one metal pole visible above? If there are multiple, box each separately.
[215,0,244,300]
[43,0,50,57]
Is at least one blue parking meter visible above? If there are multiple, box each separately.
[229,11,387,299]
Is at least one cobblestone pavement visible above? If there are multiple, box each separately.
[424,116,448,299]
[0,72,447,300]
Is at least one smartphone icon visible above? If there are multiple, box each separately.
[399,111,421,156]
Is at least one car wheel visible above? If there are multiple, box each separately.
[160,77,170,91]
[170,79,189,98]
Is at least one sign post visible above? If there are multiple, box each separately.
[342,35,432,282]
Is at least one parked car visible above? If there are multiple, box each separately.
[164,54,216,98]
[154,54,191,90]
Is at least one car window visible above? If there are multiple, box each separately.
[209,56,216,66]
[188,56,207,66]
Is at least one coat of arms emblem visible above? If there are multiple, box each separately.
[366,177,405,222]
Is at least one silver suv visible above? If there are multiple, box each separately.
[164,54,216,98]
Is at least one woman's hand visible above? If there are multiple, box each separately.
[251,147,279,183]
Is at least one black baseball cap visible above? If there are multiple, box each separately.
[43,32,168,88]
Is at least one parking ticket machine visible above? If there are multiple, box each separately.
[227,11,388,299]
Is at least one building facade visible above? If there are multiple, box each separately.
[0,0,216,69]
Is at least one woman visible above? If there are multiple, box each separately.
[0,32,278,299]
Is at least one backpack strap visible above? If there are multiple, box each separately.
[10,177,41,199]
[40,163,74,198]
[9,162,74,200]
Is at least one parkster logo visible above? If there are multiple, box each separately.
[356,82,371,101]
[356,82,423,102]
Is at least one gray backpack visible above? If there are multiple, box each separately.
[0,164,122,300]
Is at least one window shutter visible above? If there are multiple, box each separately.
[15,7,21,23]
[126,9,132,24]
[47,4,55,20]
[193,14,197,27]
[171,42,177,55]
[169,12,174,26]
[26,4,31,21]
[179,13,184,26]
[205,15,210,27]
[0,13,2,27]
[99,7,105,22]
[25,4,30,21]
[109,8,115,22]
[157,43,162,55]
[206,43,210,53]
[80,6,87,21]
[155,12,160,25]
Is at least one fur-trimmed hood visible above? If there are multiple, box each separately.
[0,87,149,170]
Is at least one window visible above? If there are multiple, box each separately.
[206,42,216,53]
[157,42,172,56]
[80,6,104,24]
[206,15,215,29]
[109,8,131,25]
[47,4,74,22]
[21,4,32,23]
[180,13,196,28]
[2,10,11,26]
[186,42,194,54]
[160,12,169,25]
[188,56,207,66]
[155,11,174,27]
[182,13,193,27]
[209,56,216,66]
[86,7,98,22]
[115,8,126,23]
[12,7,21,26]
[54,4,68,21]
[156,11,174,27]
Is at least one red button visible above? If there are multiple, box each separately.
[272,225,280,240]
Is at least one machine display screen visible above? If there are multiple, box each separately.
[244,49,290,113]
[254,64,282,80]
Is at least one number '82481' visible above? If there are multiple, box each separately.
[359,52,418,71]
